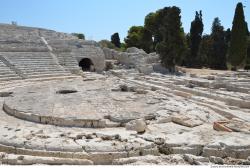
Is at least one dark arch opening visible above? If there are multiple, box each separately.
[79,58,94,71]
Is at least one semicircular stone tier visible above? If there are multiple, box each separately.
[3,77,160,128]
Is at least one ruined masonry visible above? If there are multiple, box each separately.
[0,24,250,165]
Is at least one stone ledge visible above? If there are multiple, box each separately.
[3,102,106,128]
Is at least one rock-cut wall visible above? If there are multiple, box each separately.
[102,47,168,74]
[49,39,105,72]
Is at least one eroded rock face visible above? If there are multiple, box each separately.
[102,47,159,75]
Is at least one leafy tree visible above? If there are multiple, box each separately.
[119,43,127,52]
[72,33,85,40]
[140,28,154,53]
[144,13,158,34]
[228,2,248,69]
[207,18,227,69]
[125,26,144,48]
[124,26,153,53]
[144,12,161,50]
[188,11,204,67]
[98,40,116,49]
[111,33,121,48]
[155,6,187,72]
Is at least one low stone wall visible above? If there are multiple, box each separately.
[3,102,106,128]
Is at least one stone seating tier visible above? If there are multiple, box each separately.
[0,52,71,78]
[0,43,48,52]
[54,52,80,71]
[0,60,21,81]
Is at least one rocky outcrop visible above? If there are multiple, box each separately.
[102,47,160,74]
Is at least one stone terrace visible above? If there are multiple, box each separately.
[0,24,105,81]
[0,71,249,165]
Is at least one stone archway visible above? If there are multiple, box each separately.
[79,58,95,71]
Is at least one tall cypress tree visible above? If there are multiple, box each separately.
[208,18,227,70]
[246,38,250,70]
[198,35,212,67]
[156,6,187,72]
[246,22,249,36]
[111,33,121,48]
[228,2,248,69]
[189,11,204,67]
[225,28,231,47]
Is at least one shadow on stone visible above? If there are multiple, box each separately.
[0,92,13,97]
[56,90,78,94]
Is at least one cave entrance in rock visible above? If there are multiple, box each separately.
[79,58,94,71]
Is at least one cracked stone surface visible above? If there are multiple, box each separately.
[0,71,250,165]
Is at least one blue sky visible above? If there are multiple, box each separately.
[0,0,249,41]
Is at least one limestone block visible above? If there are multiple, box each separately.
[138,65,153,75]
[224,119,250,133]
[45,139,64,152]
[183,154,209,165]
[61,139,83,152]
[153,63,169,74]
[0,144,16,154]
[141,147,159,156]
[76,140,125,153]
[125,119,147,133]
[23,139,46,150]
[173,90,192,98]
[72,152,90,160]
[172,147,202,156]
[112,157,138,165]
[146,52,159,64]
[89,152,128,165]
[0,137,25,148]
[156,116,172,124]
[126,47,146,54]
[225,148,250,159]
[104,119,120,128]
[110,113,140,123]
[102,48,114,59]
[209,156,224,164]
[127,150,140,157]
[1,153,94,165]
[172,115,203,128]
[202,146,227,158]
